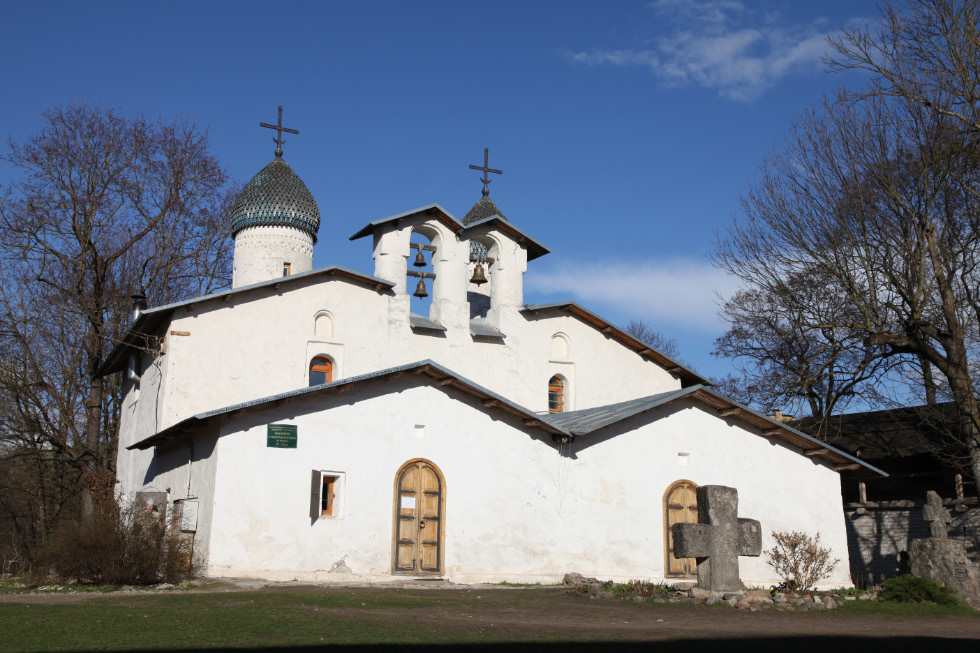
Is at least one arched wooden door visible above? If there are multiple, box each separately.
[664,480,698,578]
[392,459,445,575]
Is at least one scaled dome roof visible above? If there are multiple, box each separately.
[462,195,507,225]
[230,159,320,242]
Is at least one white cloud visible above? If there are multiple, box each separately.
[564,1,840,102]
[526,257,741,332]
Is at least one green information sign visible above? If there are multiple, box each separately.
[267,424,298,448]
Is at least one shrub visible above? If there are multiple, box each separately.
[880,575,959,606]
[35,498,196,585]
[614,579,673,598]
[765,530,839,592]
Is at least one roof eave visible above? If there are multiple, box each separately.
[128,360,570,450]
[349,204,462,241]
[461,216,551,261]
[97,267,393,379]
[520,302,707,386]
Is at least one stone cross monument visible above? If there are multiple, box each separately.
[672,485,762,592]
[923,490,952,539]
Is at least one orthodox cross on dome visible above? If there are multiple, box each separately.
[260,106,300,159]
[469,148,502,197]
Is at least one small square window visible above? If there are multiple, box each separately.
[283,262,292,277]
[310,470,344,520]
[321,475,338,516]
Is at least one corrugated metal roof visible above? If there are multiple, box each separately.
[547,387,697,434]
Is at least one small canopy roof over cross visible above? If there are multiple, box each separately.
[469,148,502,197]
[260,106,300,159]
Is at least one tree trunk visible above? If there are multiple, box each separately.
[80,373,104,523]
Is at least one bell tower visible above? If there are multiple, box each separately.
[231,107,320,288]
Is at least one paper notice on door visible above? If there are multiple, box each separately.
[401,496,416,509]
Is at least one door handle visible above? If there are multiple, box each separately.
[419,520,426,529]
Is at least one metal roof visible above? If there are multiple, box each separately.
[462,195,507,225]
[521,302,708,386]
[125,358,884,476]
[97,266,393,377]
[409,314,446,331]
[349,204,461,241]
[127,360,570,450]
[231,159,320,242]
[549,385,886,477]
[461,215,551,261]
[547,387,695,434]
[470,319,505,339]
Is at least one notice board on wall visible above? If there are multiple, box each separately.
[267,424,298,448]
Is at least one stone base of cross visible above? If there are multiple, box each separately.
[671,485,762,592]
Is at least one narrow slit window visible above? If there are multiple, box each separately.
[283,262,291,277]
[548,376,564,413]
[321,475,338,516]
[309,357,333,386]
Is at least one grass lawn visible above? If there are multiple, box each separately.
[1,585,977,652]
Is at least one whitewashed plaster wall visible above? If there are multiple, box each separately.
[130,429,221,567]
[567,398,853,588]
[167,379,852,587]
[117,276,683,465]
[232,225,315,288]
[117,347,171,495]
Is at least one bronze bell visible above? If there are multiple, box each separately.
[413,249,427,267]
[469,263,488,286]
[413,278,428,298]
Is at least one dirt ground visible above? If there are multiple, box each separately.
[4,580,980,652]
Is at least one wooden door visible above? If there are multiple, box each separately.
[393,459,445,575]
[664,480,698,578]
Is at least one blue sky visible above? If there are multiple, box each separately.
[0,0,877,379]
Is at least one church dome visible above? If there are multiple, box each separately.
[462,195,507,225]
[231,158,320,243]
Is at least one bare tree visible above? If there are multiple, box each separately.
[624,319,680,359]
[0,104,235,534]
[715,78,980,483]
[712,266,893,433]
[828,0,980,135]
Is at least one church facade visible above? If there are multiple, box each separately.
[102,130,882,586]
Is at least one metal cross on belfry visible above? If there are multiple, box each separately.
[469,148,502,197]
[260,106,300,159]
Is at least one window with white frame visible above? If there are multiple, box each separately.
[310,470,345,520]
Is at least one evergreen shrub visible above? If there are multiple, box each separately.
[880,575,959,606]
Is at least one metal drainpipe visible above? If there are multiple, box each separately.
[127,293,148,383]
[186,440,194,497]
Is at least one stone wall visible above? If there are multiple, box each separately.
[845,505,979,587]
[909,538,980,610]
[844,507,928,585]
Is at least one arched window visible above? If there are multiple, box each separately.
[309,357,333,386]
[314,312,334,338]
[551,333,570,359]
[548,376,564,413]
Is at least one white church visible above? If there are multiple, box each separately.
[102,116,882,586]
